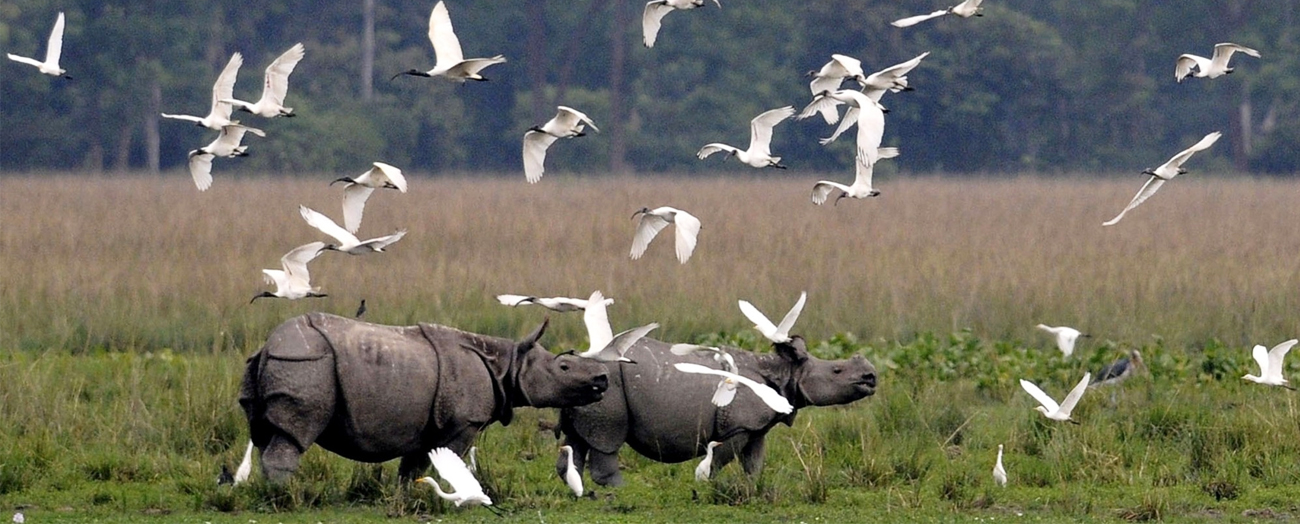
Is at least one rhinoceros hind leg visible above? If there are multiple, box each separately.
[398,451,432,481]
[586,448,623,487]
[261,434,304,483]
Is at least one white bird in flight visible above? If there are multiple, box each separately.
[642,0,720,48]
[523,106,599,184]
[162,53,243,130]
[891,0,985,28]
[250,241,328,302]
[630,206,702,264]
[221,43,306,118]
[299,205,407,255]
[6,12,71,79]
[496,294,613,312]
[577,290,658,362]
[330,162,407,234]
[799,90,891,204]
[187,124,265,191]
[1103,131,1221,226]
[1243,339,1299,389]
[992,444,1007,487]
[674,362,794,414]
[807,54,867,123]
[415,447,493,508]
[695,441,722,481]
[1019,373,1090,424]
[737,291,807,344]
[1175,43,1260,82]
[233,440,254,485]
[820,52,930,145]
[1035,324,1089,357]
[393,1,506,82]
[671,344,737,373]
[558,445,584,497]
[697,106,796,169]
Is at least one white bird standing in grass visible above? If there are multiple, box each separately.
[738,291,806,344]
[1103,131,1221,226]
[330,162,407,234]
[299,205,407,255]
[807,55,867,123]
[1242,339,1299,389]
[695,441,722,481]
[187,124,266,191]
[496,294,613,312]
[392,1,506,82]
[1175,43,1260,82]
[250,242,328,302]
[1035,324,1089,357]
[819,53,930,145]
[233,440,254,485]
[162,53,243,130]
[221,43,306,118]
[523,106,599,184]
[576,291,658,363]
[630,206,702,264]
[7,12,71,79]
[891,0,985,28]
[697,106,796,169]
[642,0,720,48]
[558,445,584,497]
[674,362,793,413]
[12,512,23,524]
[992,444,1007,487]
[1019,373,1091,424]
[415,447,493,508]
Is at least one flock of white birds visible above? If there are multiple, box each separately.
[5,0,1292,507]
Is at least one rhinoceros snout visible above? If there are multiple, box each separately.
[861,371,876,389]
[591,372,609,392]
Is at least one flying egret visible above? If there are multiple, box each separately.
[1035,324,1089,357]
[738,291,807,344]
[820,52,929,145]
[558,445,583,497]
[414,447,493,508]
[697,106,796,169]
[670,344,737,373]
[250,242,328,302]
[6,12,71,79]
[992,444,1007,487]
[695,441,722,481]
[187,124,266,191]
[1090,350,1145,388]
[809,148,898,205]
[393,1,506,82]
[1175,43,1260,82]
[806,55,867,123]
[299,205,407,255]
[642,0,720,48]
[630,206,701,264]
[330,162,407,234]
[496,294,613,312]
[577,290,658,362]
[891,0,985,28]
[233,440,254,485]
[1019,373,1091,424]
[162,53,243,130]
[523,106,599,184]
[1242,339,1299,389]
[800,91,888,204]
[674,362,794,414]
[1103,131,1221,226]
[221,43,305,118]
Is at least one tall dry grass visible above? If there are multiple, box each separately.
[0,173,1297,353]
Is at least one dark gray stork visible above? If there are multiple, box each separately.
[1090,350,1145,388]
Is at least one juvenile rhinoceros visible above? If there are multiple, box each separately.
[558,336,876,485]
[239,312,609,482]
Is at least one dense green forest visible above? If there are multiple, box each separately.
[0,0,1295,175]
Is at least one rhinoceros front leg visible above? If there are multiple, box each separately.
[586,447,624,487]
[398,452,432,481]
[740,435,768,478]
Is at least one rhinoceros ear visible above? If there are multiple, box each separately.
[517,317,550,353]
[774,335,809,364]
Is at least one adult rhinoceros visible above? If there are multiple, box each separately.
[239,312,610,482]
[558,336,876,485]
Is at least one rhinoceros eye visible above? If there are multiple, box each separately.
[832,367,843,374]
[559,363,571,372]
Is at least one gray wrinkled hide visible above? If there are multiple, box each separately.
[240,313,609,482]
[558,336,876,486]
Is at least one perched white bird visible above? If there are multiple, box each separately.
[629,206,701,264]
[221,43,305,118]
[695,441,722,481]
[891,0,985,28]
[1243,339,1299,389]
[299,205,407,255]
[415,447,492,507]
[1175,43,1260,82]
[992,444,1007,487]
[807,55,867,123]
[250,241,328,302]
[523,106,599,184]
[674,362,793,414]
[1019,373,1091,423]
[329,162,407,234]
[393,1,506,81]
[1035,324,1089,357]
[738,291,806,344]
[1103,131,1221,226]
[7,12,70,78]
[820,53,929,145]
[558,445,584,497]
[697,106,796,169]
[187,124,266,191]
[642,0,720,48]
[577,290,658,362]
[162,53,243,130]
[233,440,254,485]
[496,294,613,312]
